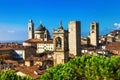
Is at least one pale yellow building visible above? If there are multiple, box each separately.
[89,22,99,47]
[53,21,69,66]
[68,21,81,56]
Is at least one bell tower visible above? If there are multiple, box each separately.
[53,21,68,66]
[89,22,99,47]
[28,19,34,39]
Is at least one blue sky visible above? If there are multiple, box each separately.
[0,0,120,40]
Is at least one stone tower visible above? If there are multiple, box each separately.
[53,21,68,66]
[68,21,81,56]
[28,19,34,39]
[89,22,99,47]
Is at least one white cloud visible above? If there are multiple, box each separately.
[7,30,15,33]
[114,23,120,29]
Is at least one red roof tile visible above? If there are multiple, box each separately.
[106,42,120,50]
[24,39,53,43]
[0,48,13,51]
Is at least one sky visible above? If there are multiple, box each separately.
[0,0,120,41]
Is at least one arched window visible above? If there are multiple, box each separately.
[56,37,62,48]
[92,25,95,30]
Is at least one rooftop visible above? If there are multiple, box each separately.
[24,39,53,43]
[106,42,120,50]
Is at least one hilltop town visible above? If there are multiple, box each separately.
[0,20,120,79]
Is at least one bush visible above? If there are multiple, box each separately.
[40,55,120,80]
[0,70,34,80]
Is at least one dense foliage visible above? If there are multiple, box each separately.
[0,70,34,80]
[40,55,120,80]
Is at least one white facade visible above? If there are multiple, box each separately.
[37,43,54,53]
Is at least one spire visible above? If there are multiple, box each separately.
[59,20,63,29]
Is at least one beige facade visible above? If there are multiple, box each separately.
[26,20,83,66]
[68,21,81,56]
[53,22,68,66]
[89,22,99,47]
[25,60,33,67]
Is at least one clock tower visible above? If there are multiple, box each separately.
[53,21,68,66]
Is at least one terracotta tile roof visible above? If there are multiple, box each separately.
[14,65,44,79]
[13,46,33,50]
[99,36,113,40]
[84,47,95,51]
[24,39,41,43]
[0,45,35,51]
[4,60,18,65]
[106,42,120,50]
[0,48,13,51]
[25,56,53,62]
[25,57,42,61]
[24,39,53,43]
[104,36,113,38]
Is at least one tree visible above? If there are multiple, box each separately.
[40,55,120,80]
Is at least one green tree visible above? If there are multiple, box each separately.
[40,55,120,80]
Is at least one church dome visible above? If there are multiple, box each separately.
[36,24,45,31]
[36,21,46,31]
